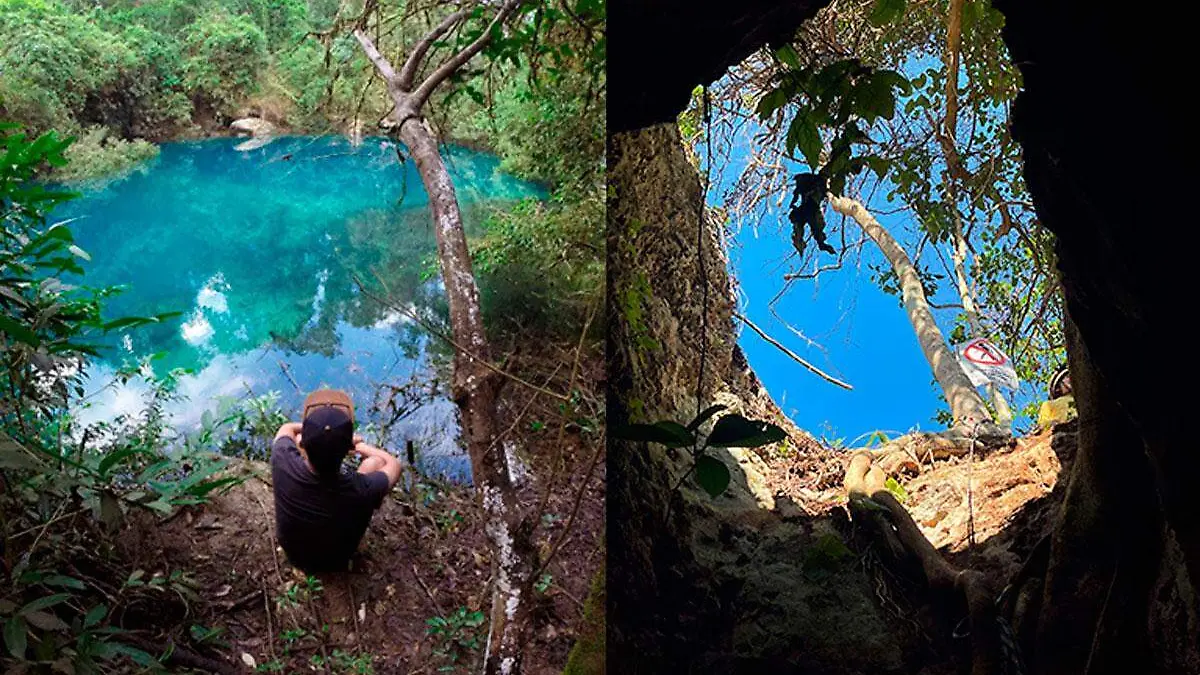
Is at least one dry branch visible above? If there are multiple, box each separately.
[733,312,853,390]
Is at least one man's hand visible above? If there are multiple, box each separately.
[353,441,403,490]
[274,421,303,442]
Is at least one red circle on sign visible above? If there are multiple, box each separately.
[963,339,1006,366]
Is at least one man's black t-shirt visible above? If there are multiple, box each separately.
[270,436,390,573]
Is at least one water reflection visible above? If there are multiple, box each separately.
[58,136,545,482]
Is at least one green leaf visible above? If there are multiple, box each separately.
[694,455,731,497]
[686,404,728,432]
[18,594,71,615]
[853,73,900,122]
[105,642,156,666]
[885,476,909,502]
[137,459,172,482]
[755,88,790,120]
[25,610,69,632]
[84,604,108,628]
[143,498,174,515]
[864,155,891,180]
[0,314,39,347]
[43,575,86,590]
[187,476,244,497]
[705,414,788,448]
[868,0,906,26]
[774,44,801,70]
[610,421,695,448]
[786,111,823,169]
[4,616,27,660]
[98,447,145,477]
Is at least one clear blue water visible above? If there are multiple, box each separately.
[57,136,544,482]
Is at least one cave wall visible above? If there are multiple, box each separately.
[609,0,833,132]
[608,122,928,674]
[994,0,1197,586]
[994,3,1199,670]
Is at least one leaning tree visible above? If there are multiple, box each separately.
[340,1,539,672]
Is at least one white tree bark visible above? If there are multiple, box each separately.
[352,4,535,672]
[828,194,995,429]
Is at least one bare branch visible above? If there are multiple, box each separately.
[352,28,398,83]
[410,0,521,109]
[733,312,854,390]
[398,7,472,90]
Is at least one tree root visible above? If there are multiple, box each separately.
[845,451,1013,675]
[863,426,1012,477]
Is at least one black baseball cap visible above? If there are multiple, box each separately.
[301,389,355,475]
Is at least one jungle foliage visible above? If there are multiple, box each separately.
[0,126,263,671]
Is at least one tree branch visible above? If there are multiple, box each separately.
[410,0,521,109]
[733,312,853,390]
[352,28,398,83]
[398,7,472,90]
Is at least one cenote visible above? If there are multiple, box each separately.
[57,135,546,482]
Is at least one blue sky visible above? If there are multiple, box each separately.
[721,170,950,446]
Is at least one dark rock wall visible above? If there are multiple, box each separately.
[609,0,832,132]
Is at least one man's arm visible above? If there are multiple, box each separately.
[275,422,303,443]
[353,438,403,490]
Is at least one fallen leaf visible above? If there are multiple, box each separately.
[213,584,232,598]
[240,653,256,668]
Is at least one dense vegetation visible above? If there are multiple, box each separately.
[0,125,268,671]
[0,0,603,331]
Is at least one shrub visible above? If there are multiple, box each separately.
[52,126,159,184]
[2,125,242,671]
[180,9,269,116]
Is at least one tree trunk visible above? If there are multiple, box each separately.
[942,0,1013,430]
[351,6,535,669]
[828,194,995,429]
[400,120,535,675]
[950,232,1014,429]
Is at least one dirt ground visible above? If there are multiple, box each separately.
[763,421,1073,586]
[114,351,605,675]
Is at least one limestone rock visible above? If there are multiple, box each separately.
[229,117,275,137]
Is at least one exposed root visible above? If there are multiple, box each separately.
[862,427,1012,477]
[845,450,1013,675]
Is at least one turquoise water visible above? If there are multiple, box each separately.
[58,136,544,482]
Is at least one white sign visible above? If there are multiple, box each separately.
[955,337,1019,391]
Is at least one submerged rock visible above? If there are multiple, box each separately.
[233,136,276,152]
